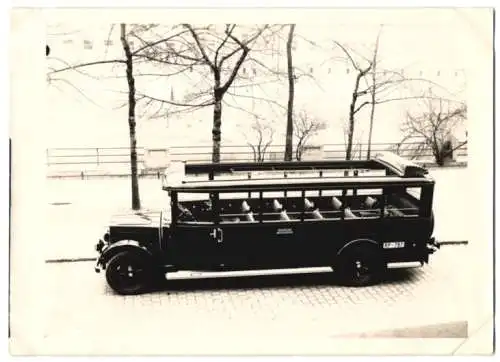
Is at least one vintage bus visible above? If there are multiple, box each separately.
[94,152,440,295]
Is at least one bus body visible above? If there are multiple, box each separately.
[95,152,439,295]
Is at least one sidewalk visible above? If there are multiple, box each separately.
[45,159,468,179]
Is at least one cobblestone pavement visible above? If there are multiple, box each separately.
[19,245,482,355]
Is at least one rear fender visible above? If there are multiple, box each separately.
[97,240,154,269]
[336,238,380,260]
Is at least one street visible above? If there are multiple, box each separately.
[30,245,476,355]
[11,165,489,355]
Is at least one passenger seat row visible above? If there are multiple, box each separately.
[223,195,389,222]
[237,196,346,221]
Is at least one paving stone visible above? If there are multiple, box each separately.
[30,245,472,355]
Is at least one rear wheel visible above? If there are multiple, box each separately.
[105,251,156,295]
[336,245,385,287]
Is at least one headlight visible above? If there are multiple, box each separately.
[96,239,105,252]
[101,227,110,242]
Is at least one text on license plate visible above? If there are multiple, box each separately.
[383,241,405,249]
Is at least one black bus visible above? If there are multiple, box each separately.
[95,152,439,295]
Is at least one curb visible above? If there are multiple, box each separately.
[45,240,468,264]
[46,257,97,263]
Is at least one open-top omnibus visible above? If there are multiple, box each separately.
[94,152,440,295]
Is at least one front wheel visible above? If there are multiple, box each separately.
[335,246,385,287]
[105,251,156,295]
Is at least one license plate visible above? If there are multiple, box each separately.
[383,241,405,249]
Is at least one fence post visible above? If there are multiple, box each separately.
[96,148,100,166]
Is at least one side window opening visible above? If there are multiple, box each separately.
[284,191,302,219]
[384,186,421,218]
[303,189,343,221]
[175,185,425,225]
[303,190,325,220]
[219,191,260,224]
[406,187,421,201]
[346,188,384,219]
[177,192,213,224]
[260,191,294,222]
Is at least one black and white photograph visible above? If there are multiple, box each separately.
[8,6,494,356]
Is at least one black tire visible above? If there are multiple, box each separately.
[105,251,155,295]
[335,244,385,287]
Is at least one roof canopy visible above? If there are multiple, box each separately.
[162,152,431,191]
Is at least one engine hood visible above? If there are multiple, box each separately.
[109,208,170,228]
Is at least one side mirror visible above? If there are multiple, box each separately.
[46,45,50,56]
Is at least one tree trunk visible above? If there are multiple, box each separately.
[120,23,141,210]
[346,110,355,161]
[284,24,295,162]
[366,92,376,160]
[366,28,381,160]
[346,71,365,161]
[212,92,223,163]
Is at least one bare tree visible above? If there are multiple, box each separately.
[137,24,270,163]
[284,24,296,161]
[246,24,321,162]
[245,117,275,162]
[293,111,326,161]
[47,24,185,210]
[120,23,141,210]
[333,35,456,161]
[398,91,467,166]
[334,41,372,160]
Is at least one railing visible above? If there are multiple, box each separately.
[46,142,468,178]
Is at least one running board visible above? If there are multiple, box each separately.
[387,261,422,269]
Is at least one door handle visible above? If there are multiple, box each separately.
[210,228,223,243]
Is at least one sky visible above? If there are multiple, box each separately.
[46,11,469,151]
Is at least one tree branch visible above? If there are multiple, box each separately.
[131,29,190,56]
[374,95,461,105]
[225,91,286,110]
[214,24,235,66]
[219,25,269,69]
[183,24,215,70]
[334,41,361,71]
[49,59,126,74]
[48,77,103,108]
[220,47,249,94]
[353,101,370,115]
[138,92,215,108]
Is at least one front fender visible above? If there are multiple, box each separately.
[96,240,154,271]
